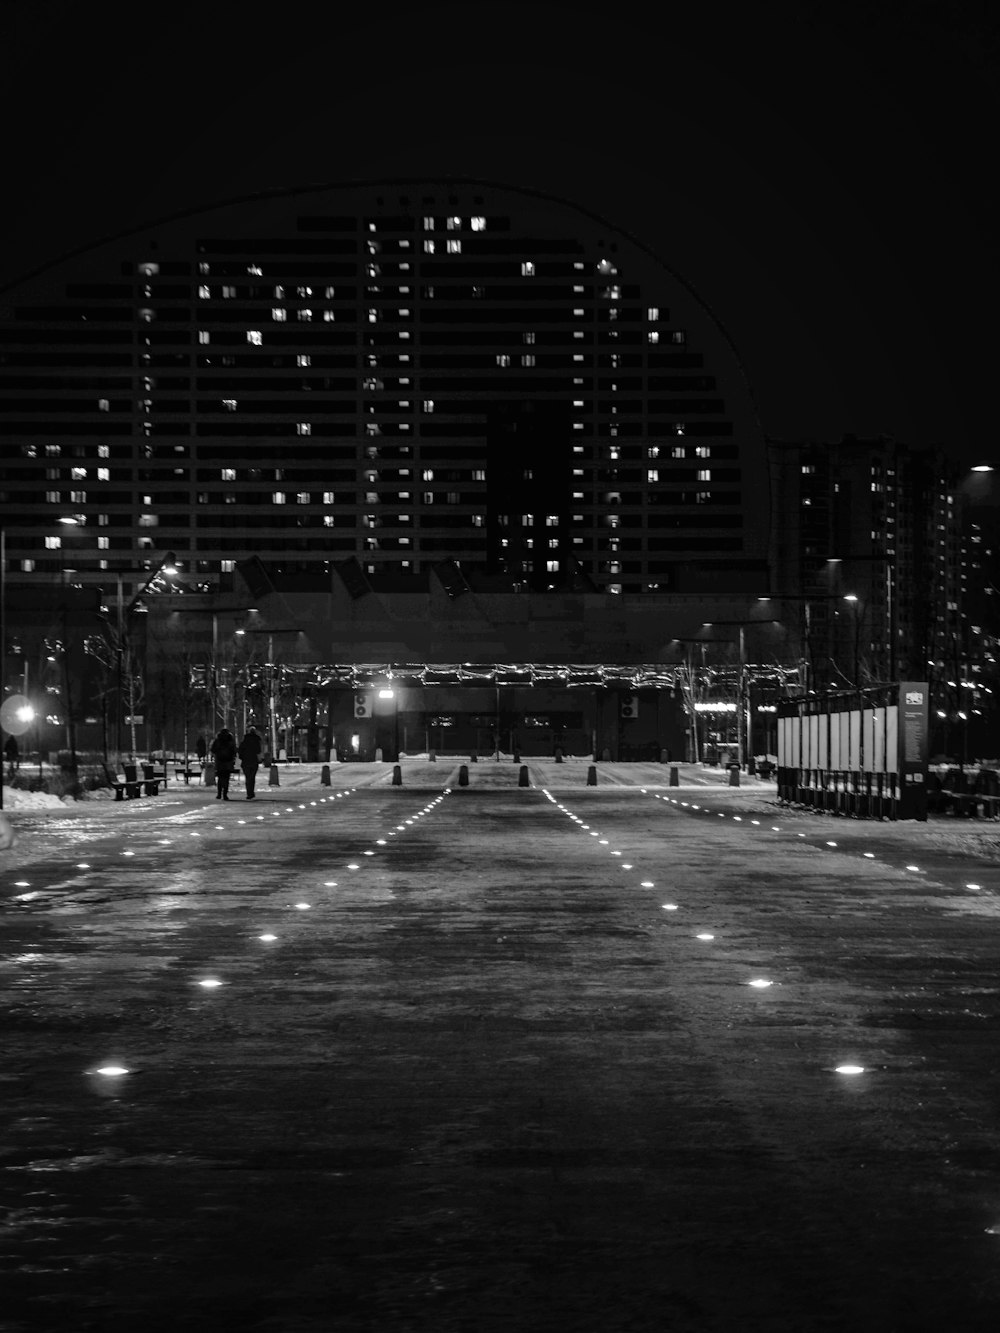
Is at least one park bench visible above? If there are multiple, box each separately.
[104,762,161,800]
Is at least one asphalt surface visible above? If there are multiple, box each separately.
[3,760,1000,1332]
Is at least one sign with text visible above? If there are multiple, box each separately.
[897,682,929,820]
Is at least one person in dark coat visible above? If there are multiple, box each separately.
[209,728,237,800]
[237,725,263,800]
[4,735,19,775]
[195,734,207,764]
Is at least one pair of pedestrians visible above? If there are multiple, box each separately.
[210,726,264,800]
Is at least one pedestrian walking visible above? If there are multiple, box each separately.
[195,734,207,765]
[237,725,263,800]
[209,728,237,800]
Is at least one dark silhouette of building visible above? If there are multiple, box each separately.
[0,179,769,603]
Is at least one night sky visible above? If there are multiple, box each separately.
[3,0,996,463]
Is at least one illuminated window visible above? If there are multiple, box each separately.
[546,515,558,526]
[221,468,236,481]
[222,399,237,412]
[273,492,286,504]
[98,536,110,550]
[447,216,461,230]
[199,331,210,344]
[247,330,262,345]
[297,354,311,367]
[522,262,535,276]
[496,354,510,367]
[297,308,312,322]
[471,216,486,231]
[648,469,659,482]
[98,399,110,412]
[198,285,210,299]
[45,536,61,550]
[648,332,659,344]
[297,423,311,436]
[647,307,659,321]
[697,469,711,481]
[97,467,110,481]
[522,354,535,366]
[297,492,310,504]
[423,240,435,253]
[271,308,286,321]
[546,560,559,572]
[446,240,462,254]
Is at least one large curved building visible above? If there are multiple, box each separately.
[1,180,780,762]
[0,179,768,600]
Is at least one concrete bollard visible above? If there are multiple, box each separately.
[469,754,478,763]
[429,750,436,762]
[661,749,670,764]
[458,764,469,787]
[268,763,280,786]
[513,752,520,764]
[728,765,740,787]
[320,764,331,786]
[669,766,679,786]
[586,765,597,786]
[392,764,402,786]
[518,765,530,787]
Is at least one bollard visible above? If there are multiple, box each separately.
[268,763,280,786]
[392,764,402,786]
[469,753,478,763]
[586,765,597,786]
[458,764,469,787]
[661,749,670,764]
[518,765,530,787]
[429,750,436,762]
[554,748,564,763]
[320,764,331,787]
[512,751,520,764]
[669,766,679,787]
[728,764,740,787]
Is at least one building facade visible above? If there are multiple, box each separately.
[0,179,769,606]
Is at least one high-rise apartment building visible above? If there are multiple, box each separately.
[0,180,769,604]
[768,435,980,741]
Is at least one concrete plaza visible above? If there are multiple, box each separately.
[3,760,1000,1331]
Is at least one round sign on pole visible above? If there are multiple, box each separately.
[0,695,35,737]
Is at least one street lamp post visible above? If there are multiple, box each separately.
[111,552,178,763]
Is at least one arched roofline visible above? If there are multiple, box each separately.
[1,175,763,433]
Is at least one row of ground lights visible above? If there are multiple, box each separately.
[73,789,453,1075]
[643,789,985,898]
[542,787,864,1078]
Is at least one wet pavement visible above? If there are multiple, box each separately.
[3,760,1000,1330]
